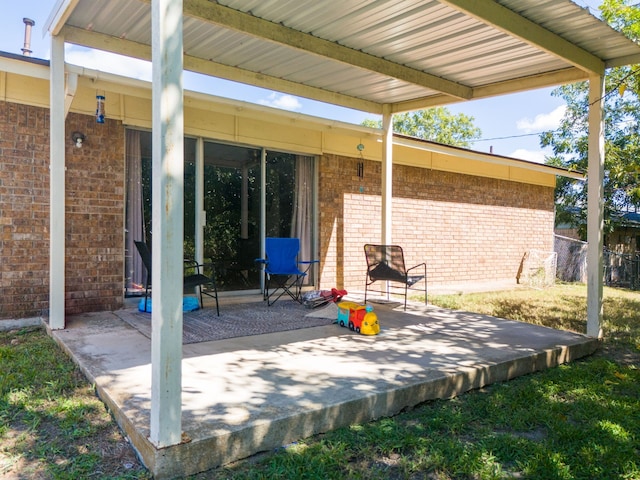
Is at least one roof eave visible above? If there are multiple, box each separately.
[393,134,586,180]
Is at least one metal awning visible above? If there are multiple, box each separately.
[43,0,640,454]
[46,0,640,114]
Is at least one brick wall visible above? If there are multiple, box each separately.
[65,113,125,315]
[0,102,50,319]
[1,102,554,319]
[318,153,555,293]
[0,102,125,320]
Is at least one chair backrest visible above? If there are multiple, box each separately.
[364,244,408,282]
[134,241,152,276]
[265,237,301,274]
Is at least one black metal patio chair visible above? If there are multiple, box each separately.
[364,244,427,310]
[134,240,219,315]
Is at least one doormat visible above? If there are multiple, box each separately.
[115,300,336,344]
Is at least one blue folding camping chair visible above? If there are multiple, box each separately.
[256,237,318,306]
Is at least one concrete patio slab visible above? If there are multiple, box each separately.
[46,299,598,479]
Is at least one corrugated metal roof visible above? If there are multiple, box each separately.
[47,0,640,114]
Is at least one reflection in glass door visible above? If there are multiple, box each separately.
[202,142,262,291]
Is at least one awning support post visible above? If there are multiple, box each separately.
[149,0,185,448]
[586,74,605,339]
[381,105,393,245]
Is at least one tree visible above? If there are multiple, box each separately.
[362,107,481,148]
[541,0,640,240]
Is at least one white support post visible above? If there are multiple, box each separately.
[381,105,393,245]
[259,147,267,291]
[49,34,65,330]
[150,0,185,448]
[195,137,204,265]
[586,74,605,339]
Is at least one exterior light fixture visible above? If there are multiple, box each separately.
[71,131,85,148]
[96,94,105,123]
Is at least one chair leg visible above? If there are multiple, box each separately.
[404,283,408,311]
[143,285,150,312]
[265,274,303,306]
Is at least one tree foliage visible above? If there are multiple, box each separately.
[542,0,640,240]
[362,107,481,148]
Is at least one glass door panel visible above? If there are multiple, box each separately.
[203,142,261,291]
[266,151,315,284]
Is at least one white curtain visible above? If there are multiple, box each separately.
[291,155,314,264]
[125,129,145,291]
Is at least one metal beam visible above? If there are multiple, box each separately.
[392,67,588,113]
[61,25,382,114]
[440,0,605,75]
[180,0,472,100]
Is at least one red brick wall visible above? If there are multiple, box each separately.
[0,102,50,319]
[318,154,555,293]
[65,113,125,315]
[1,102,554,319]
[0,102,125,320]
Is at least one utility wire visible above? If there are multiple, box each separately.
[470,131,557,143]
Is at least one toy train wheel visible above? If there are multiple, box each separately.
[356,326,361,333]
[348,321,354,331]
[339,320,346,327]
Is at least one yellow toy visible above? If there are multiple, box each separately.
[336,301,380,335]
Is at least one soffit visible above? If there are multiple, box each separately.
[47,0,640,114]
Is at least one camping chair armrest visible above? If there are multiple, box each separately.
[255,258,268,266]
[298,260,319,265]
[406,262,427,275]
[184,259,217,274]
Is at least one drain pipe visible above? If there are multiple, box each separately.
[22,18,35,56]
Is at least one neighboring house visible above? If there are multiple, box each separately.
[607,211,640,254]
[0,51,582,322]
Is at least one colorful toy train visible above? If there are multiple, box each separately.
[336,301,380,335]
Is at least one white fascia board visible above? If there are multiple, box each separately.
[44,0,80,37]
[65,62,383,136]
[0,56,49,80]
[393,135,585,180]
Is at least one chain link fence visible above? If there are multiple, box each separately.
[555,235,588,283]
[604,250,640,290]
[554,234,640,290]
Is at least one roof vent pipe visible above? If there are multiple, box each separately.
[21,18,35,56]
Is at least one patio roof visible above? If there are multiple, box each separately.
[42,0,640,459]
[46,0,640,114]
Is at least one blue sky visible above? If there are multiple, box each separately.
[0,0,604,162]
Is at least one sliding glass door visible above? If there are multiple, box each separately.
[202,142,262,290]
[124,130,316,295]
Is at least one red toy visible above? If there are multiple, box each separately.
[336,301,380,335]
[302,288,347,308]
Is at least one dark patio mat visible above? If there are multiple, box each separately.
[115,300,336,344]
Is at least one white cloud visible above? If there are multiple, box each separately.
[257,93,302,111]
[508,149,548,164]
[65,47,152,81]
[516,105,566,133]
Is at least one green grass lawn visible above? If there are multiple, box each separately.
[1,284,639,479]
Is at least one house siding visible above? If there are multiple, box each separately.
[318,153,555,293]
[0,102,124,320]
[1,101,555,321]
